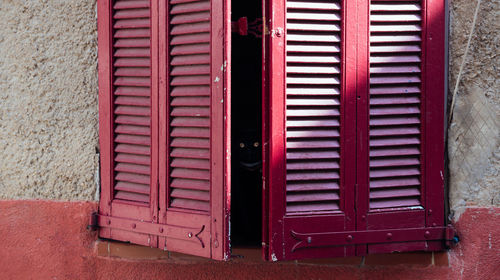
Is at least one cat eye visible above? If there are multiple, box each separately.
[240,143,245,148]
[253,142,259,147]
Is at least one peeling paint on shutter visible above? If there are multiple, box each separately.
[285,0,342,214]
[368,0,423,209]
[168,0,212,212]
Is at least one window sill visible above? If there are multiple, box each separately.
[96,240,448,267]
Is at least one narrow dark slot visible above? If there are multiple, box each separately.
[230,1,263,247]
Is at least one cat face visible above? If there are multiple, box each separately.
[234,129,262,171]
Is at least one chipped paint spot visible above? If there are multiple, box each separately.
[440,170,444,180]
[488,233,492,249]
[271,253,278,262]
[221,99,224,103]
[214,76,220,83]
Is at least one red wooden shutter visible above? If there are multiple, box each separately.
[265,0,446,260]
[98,0,160,247]
[356,0,446,254]
[98,0,230,260]
[265,0,357,260]
[157,0,229,260]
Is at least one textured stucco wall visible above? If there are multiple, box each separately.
[448,0,500,218]
[0,1,99,200]
[0,0,498,214]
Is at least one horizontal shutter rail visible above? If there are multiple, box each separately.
[97,214,207,246]
[168,0,211,213]
[289,227,450,250]
[111,0,152,205]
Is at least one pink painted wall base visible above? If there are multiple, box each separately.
[0,200,498,280]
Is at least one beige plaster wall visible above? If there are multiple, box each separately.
[0,1,99,200]
[448,0,500,218]
[0,0,498,214]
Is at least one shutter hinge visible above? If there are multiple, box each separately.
[445,224,459,248]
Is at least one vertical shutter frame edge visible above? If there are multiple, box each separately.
[97,0,113,239]
[424,0,446,243]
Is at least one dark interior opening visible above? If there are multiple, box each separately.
[230,1,263,247]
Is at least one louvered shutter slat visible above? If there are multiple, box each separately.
[168,0,212,214]
[285,0,343,216]
[114,192,150,203]
[114,1,150,9]
[115,38,151,48]
[368,1,423,209]
[110,1,153,204]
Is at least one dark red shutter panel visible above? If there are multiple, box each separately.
[356,0,446,255]
[98,0,230,260]
[266,0,357,260]
[98,0,159,247]
[266,0,446,260]
[156,0,229,260]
